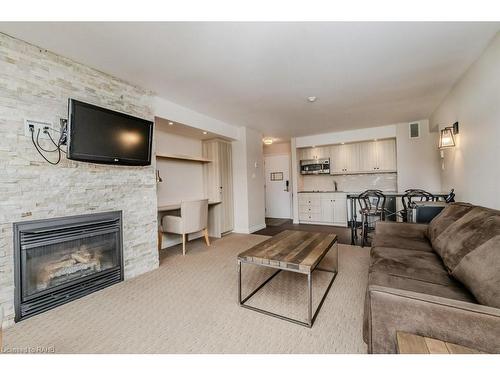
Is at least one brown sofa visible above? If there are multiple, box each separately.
[363,202,500,353]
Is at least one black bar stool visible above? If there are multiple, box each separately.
[401,189,435,222]
[358,190,386,247]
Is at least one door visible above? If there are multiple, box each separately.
[264,154,292,219]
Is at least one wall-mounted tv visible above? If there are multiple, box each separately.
[67,99,153,166]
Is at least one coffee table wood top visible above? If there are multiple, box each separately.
[238,230,337,273]
[396,332,485,354]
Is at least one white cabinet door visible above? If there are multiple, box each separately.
[343,143,360,173]
[320,197,335,223]
[333,194,347,226]
[359,141,378,172]
[376,139,397,171]
[329,145,343,174]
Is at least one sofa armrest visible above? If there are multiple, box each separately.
[374,221,428,239]
[367,285,500,354]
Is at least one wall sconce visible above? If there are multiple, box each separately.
[156,170,163,183]
[439,122,459,149]
[439,122,459,160]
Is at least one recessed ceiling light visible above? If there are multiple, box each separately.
[263,137,273,145]
[307,96,317,103]
[341,142,345,145]
[374,138,378,141]
[168,121,174,125]
[203,131,208,135]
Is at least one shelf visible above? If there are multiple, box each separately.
[156,153,212,163]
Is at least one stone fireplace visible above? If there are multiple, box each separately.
[0,33,159,327]
[13,212,124,321]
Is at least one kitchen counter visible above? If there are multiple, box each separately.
[298,190,345,193]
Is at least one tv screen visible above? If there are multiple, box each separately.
[67,99,153,166]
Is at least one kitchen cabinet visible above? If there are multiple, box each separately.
[298,146,330,161]
[203,139,234,234]
[359,139,397,172]
[298,192,347,226]
[376,139,397,171]
[330,143,360,174]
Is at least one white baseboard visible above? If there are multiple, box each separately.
[233,223,266,234]
[249,223,266,233]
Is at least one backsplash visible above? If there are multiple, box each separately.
[299,173,398,192]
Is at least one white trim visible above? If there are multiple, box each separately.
[233,223,266,234]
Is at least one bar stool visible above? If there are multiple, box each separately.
[358,190,386,247]
[401,189,435,222]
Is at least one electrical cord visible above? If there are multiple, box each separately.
[46,130,67,154]
[36,128,59,152]
[30,127,61,165]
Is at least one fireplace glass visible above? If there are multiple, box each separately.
[23,233,119,298]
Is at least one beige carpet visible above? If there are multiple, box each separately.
[3,233,369,353]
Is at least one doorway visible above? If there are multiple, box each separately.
[264,154,292,219]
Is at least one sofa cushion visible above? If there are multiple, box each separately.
[432,206,500,308]
[427,202,474,244]
[371,235,433,252]
[370,246,459,286]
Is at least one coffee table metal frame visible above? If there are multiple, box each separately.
[237,241,338,328]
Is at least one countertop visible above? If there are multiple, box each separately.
[298,190,346,193]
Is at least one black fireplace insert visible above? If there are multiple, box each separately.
[13,211,123,321]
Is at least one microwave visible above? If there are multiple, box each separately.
[300,158,330,175]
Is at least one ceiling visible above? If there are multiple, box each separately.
[155,117,231,141]
[1,22,499,138]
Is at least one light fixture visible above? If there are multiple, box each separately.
[202,131,208,135]
[307,96,317,103]
[168,121,174,126]
[263,137,273,145]
[439,122,459,149]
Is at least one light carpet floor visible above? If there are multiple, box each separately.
[3,233,369,353]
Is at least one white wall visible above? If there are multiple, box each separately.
[153,96,239,140]
[430,32,500,209]
[295,125,397,148]
[396,120,442,192]
[263,142,291,155]
[155,132,205,207]
[232,127,266,233]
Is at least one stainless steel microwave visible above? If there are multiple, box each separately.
[300,158,330,175]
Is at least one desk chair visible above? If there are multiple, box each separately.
[161,199,210,255]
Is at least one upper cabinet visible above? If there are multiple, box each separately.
[376,139,397,171]
[330,143,360,174]
[298,145,330,161]
[359,139,397,172]
[298,138,396,175]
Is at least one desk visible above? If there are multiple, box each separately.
[157,201,222,250]
[158,200,221,212]
[347,192,449,245]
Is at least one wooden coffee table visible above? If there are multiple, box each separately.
[237,230,338,327]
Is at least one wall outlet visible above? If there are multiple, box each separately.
[24,119,58,140]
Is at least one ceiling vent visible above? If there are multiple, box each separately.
[409,122,420,139]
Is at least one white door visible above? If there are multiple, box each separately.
[264,154,292,219]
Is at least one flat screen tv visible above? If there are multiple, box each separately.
[67,99,153,166]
